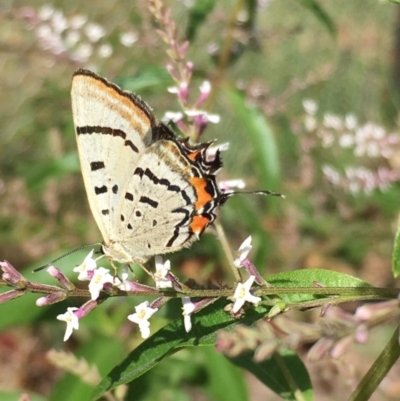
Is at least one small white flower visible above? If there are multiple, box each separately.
[339,133,354,148]
[70,15,87,30]
[98,43,113,58]
[57,307,79,341]
[233,236,252,268]
[304,115,317,132]
[163,111,184,123]
[302,99,318,115]
[73,250,97,280]
[323,113,342,130]
[219,179,246,192]
[120,31,138,47]
[115,265,131,291]
[167,86,179,94]
[182,297,195,333]
[74,43,93,62]
[154,256,172,289]
[184,110,220,124]
[199,80,211,95]
[51,10,68,34]
[85,23,106,42]
[232,276,261,313]
[65,31,81,47]
[127,301,158,339]
[345,114,357,130]
[38,5,55,21]
[88,267,114,300]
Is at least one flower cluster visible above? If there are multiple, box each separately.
[148,0,220,141]
[300,99,400,194]
[216,299,400,362]
[0,236,263,342]
[17,5,138,66]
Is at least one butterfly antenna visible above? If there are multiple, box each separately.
[221,189,285,203]
[33,243,102,273]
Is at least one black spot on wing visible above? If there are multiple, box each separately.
[90,161,105,171]
[95,185,107,194]
[101,209,109,215]
[134,167,144,178]
[112,184,118,194]
[139,196,158,208]
[125,192,134,201]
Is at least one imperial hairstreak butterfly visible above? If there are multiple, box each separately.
[71,69,231,266]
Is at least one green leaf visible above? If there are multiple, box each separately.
[203,347,248,401]
[93,268,372,399]
[231,349,313,401]
[116,67,173,93]
[225,88,280,190]
[296,0,336,38]
[0,391,45,401]
[392,217,400,277]
[186,0,218,41]
[388,0,400,4]
[24,152,79,191]
[92,298,270,399]
[267,268,372,303]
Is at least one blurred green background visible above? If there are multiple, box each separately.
[1,0,400,400]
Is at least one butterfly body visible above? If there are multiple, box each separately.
[71,69,226,265]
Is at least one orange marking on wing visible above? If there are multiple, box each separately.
[187,150,201,161]
[189,177,213,209]
[190,215,211,234]
[78,74,152,132]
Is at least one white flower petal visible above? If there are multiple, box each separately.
[233,236,252,267]
[88,267,113,300]
[57,307,79,341]
[232,276,260,313]
[154,257,172,288]
[127,301,158,338]
[73,250,97,280]
[182,297,195,333]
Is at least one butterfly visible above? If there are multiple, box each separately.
[71,69,229,267]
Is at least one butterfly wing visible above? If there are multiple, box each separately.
[71,69,155,248]
[113,133,222,262]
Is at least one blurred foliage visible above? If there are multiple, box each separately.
[1,0,400,400]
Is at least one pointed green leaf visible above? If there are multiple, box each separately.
[231,349,313,401]
[93,298,270,399]
[392,218,400,277]
[93,268,373,399]
[117,67,173,92]
[186,0,218,40]
[203,347,248,401]
[225,88,280,190]
[296,0,336,38]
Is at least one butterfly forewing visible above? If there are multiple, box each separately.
[71,69,155,246]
